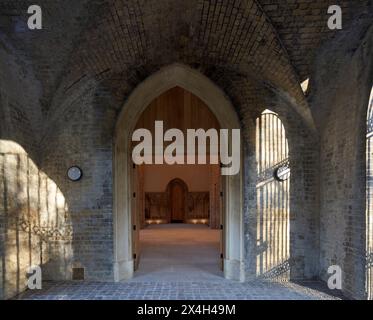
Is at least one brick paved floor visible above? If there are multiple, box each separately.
[15,280,343,300]
[14,225,345,300]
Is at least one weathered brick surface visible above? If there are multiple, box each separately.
[0,31,42,159]
[40,81,117,283]
[311,22,373,299]
[0,0,372,300]
[260,0,372,80]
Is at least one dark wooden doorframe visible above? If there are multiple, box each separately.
[166,178,188,223]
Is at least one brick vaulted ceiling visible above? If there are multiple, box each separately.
[0,0,372,132]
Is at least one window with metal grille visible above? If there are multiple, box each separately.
[256,109,290,280]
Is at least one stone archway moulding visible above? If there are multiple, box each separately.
[113,63,244,282]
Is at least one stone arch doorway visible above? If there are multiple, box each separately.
[113,63,243,282]
[167,178,188,223]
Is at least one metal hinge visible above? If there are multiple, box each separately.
[133,225,136,231]
[220,224,223,230]
[220,253,224,259]
[220,191,223,197]
[133,253,137,259]
[133,192,136,198]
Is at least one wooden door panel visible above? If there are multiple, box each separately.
[167,179,187,223]
[171,183,184,221]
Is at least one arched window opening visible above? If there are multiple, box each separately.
[366,87,373,300]
[256,109,290,280]
[301,78,310,95]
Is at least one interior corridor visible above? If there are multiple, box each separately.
[132,224,223,282]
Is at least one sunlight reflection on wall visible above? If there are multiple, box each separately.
[256,110,290,281]
[0,140,73,299]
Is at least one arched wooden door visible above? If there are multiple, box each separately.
[167,179,188,223]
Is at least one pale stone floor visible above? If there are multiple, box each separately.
[16,224,345,300]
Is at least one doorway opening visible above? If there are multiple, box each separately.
[113,64,243,282]
[131,86,223,276]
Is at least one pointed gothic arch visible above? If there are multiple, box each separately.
[113,64,244,282]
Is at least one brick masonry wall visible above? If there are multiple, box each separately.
[0,74,117,300]
[0,33,42,160]
[33,69,320,288]
[39,80,117,283]
[0,26,46,301]
[312,23,373,299]
[1,0,372,300]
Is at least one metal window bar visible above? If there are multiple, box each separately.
[256,110,290,280]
